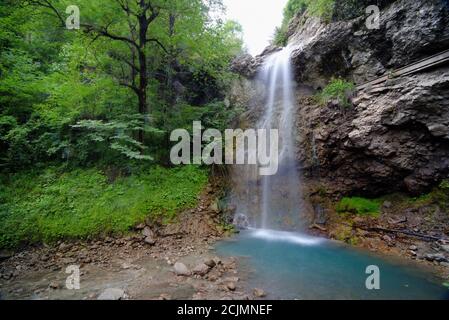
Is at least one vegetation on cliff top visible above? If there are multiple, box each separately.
[273,0,336,46]
[273,0,396,46]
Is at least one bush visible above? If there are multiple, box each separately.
[272,0,336,46]
[307,0,336,21]
[273,25,289,47]
[336,197,381,216]
[0,165,208,248]
[318,78,355,107]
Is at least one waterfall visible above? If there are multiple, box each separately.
[232,45,305,231]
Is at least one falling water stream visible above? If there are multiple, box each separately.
[220,46,449,299]
[231,45,304,230]
[259,46,303,230]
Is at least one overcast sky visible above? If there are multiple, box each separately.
[222,0,288,56]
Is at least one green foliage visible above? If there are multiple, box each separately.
[430,180,449,210]
[0,166,208,248]
[336,197,381,216]
[439,179,449,191]
[273,0,336,46]
[407,180,449,210]
[0,0,243,171]
[72,115,165,161]
[273,25,289,47]
[318,78,355,107]
[307,0,336,21]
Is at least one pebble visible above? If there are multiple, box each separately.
[144,236,156,246]
[253,288,266,298]
[192,263,210,276]
[204,258,216,268]
[97,288,126,300]
[159,293,171,300]
[226,282,236,291]
[383,201,392,209]
[49,281,60,290]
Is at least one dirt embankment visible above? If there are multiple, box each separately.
[0,180,263,300]
[307,191,449,281]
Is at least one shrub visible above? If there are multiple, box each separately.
[0,165,208,248]
[273,25,289,47]
[336,197,381,216]
[318,78,355,107]
[307,0,336,21]
[272,0,336,47]
[440,180,449,190]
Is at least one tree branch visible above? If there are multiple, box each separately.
[109,51,140,72]
[26,0,65,27]
[146,38,168,53]
[81,23,140,51]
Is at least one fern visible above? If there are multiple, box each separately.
[72,114,163,161]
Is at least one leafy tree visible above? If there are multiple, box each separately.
[0,0,243,169]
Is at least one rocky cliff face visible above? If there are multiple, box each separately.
[230,0,449,197]
[297,67,449,196]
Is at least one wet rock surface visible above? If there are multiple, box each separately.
[229,0,449,197]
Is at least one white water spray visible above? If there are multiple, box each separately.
[232,45,304,231]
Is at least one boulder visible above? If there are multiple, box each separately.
[173,262,190,276]
[142,226,155,238]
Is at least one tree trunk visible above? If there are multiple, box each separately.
[137,8,149,144]
[137,49,147,144]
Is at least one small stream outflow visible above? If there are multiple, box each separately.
[231,46,305,231]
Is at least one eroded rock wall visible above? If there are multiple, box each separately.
[297,67,449,196]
